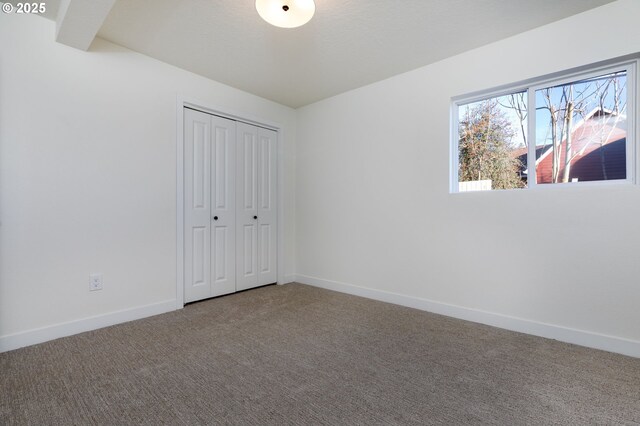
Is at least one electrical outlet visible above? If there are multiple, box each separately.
[89,273,103,291]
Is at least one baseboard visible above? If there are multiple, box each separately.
[282,274,296,284]
[295,274,640,358]
[0,300,176,353]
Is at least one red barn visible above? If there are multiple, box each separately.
[512,108,627,185]
[536,109,626,183]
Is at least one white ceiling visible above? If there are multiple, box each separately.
[45,0,615,108]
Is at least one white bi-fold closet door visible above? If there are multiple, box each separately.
[184,108,277,303]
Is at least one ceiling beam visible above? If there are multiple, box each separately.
[55,0,117,51]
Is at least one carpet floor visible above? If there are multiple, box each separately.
[1,283,639,425]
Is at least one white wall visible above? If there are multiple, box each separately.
[295,0,640,356]
[0,13,297,349]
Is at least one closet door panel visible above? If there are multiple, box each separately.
[184,109,213,303]
[257,128,277,285]
[211,116,237,297]
[236,123,259,291]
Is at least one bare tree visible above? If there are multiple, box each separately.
[536,73,625,183]
[561,85,575,183]
[499,92,528,148]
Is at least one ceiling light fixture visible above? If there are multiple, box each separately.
[255,0,315,28]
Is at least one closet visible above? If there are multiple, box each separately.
[183,108,277,303]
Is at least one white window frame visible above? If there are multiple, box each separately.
[450,56,638,193]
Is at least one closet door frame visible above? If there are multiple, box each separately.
[175,97,285,308]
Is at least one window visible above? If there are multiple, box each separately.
[452,58,637,192]
[457,92,528,191]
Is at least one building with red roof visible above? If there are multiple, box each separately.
[512,108,627,185]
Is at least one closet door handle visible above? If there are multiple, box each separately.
[213,216,218,221]
[253,216,258,220]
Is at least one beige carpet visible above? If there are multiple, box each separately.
[1,283,639,425]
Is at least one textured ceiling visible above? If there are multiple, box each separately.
[31,0,59,19]
[61,0,616,107]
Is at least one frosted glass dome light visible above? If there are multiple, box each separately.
[255,0,315,28]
